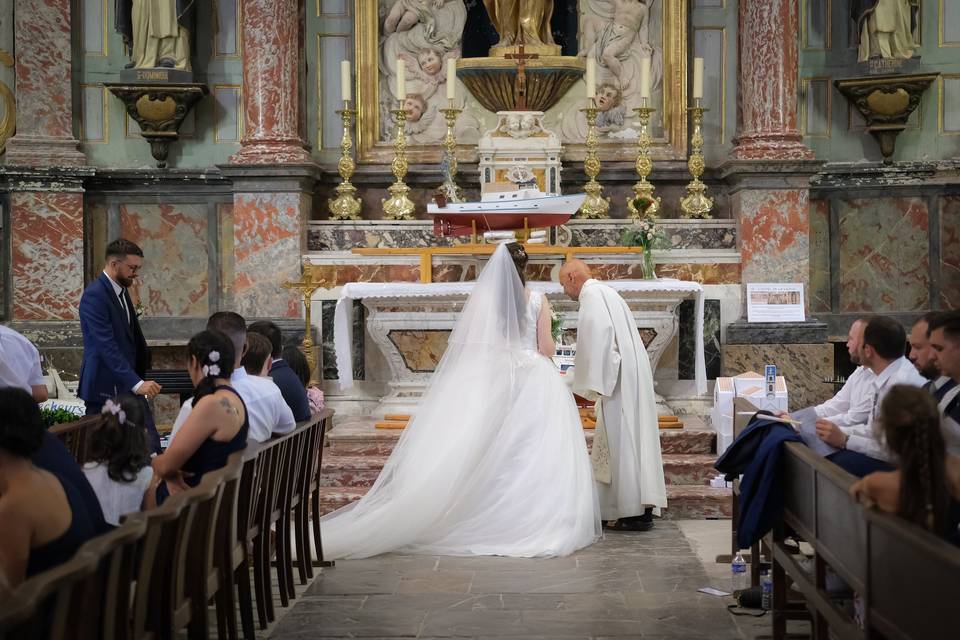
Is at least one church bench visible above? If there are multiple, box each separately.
[773,441,960,640]
[2,409,334,640]
[49,414,101,465]
[144,368,194,404]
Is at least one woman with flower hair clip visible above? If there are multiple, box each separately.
[152,329,248,505]
[82,393,155,525]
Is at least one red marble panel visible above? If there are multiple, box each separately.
[736,189,810,285]
[809,199,831,313]
[311,264,421,289]
[838,196,929,312]
[592,262,741,285]
[940,196,960,310]
[10,192,84,320]
[233,192,303,317]
[120,204,210,317]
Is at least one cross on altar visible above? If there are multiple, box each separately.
[504,35,539,110]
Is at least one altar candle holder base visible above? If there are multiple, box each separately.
[629,103,661,219]
[438,102,464,202]
[382,107,416,220]
[329,102,363,220]
[576,102,610,219]
[680,102,714,219]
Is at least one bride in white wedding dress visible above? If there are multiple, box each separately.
[321,242,601,559]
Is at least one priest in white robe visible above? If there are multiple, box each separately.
[560,260,667,530]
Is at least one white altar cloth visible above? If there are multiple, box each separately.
[334,279,707,395]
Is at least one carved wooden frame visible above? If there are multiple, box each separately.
[354,0,688,164]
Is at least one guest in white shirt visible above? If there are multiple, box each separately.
[817,316,926,477]
[170,312,295,443]
[929,311,960,456]
[0,326,48,402]
[813,318,875,428]
[82,395,155,525]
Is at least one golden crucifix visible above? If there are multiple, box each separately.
[282,260,322,384]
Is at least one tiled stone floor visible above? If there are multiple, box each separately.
[267,521,751,639]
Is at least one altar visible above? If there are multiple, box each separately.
[333,278,707,416]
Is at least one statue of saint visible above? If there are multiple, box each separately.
[482,0,556,49]
[115,0,196,70]
[851,0,919,62]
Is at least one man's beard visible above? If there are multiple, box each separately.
[116,275,134,288]
[919,362,940,381]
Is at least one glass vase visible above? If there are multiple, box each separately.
[641,247,656,279]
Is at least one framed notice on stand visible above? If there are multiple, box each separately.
[746,283,805,323]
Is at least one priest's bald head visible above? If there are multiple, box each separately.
[559,260,592,300]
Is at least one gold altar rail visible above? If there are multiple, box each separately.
[351,245,645,284]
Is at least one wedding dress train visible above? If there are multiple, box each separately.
[321,244,601,559]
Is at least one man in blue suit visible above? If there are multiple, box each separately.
[78,239,162,453]
[248,320,311,421]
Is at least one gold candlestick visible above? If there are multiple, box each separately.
[680,100,714,219]
[438,100,464,202]
[328,101,362,220]
[628,101,661,219]
[382,107,416,220]
[576,100,610,219]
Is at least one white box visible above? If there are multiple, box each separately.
[712,372,789,455]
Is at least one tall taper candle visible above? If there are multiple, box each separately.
[340,60,351,101]
[396,60,406,99]
[586,57,596,99]
[639,57,651,100]
[446,62,456,100]
[693,57,704,100]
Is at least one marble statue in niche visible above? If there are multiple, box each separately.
[482,0,556,49]
[560,0,662,143]
[115,0,195,70]
[851,0,919,62]
[379,0,481,144]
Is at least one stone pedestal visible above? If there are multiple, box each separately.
[722,320,834,410]
[5,0,84,166]
[219,165,320,319]
[5,169,93,321]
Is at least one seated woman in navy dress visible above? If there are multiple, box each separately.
[0,388,99,593]
[153,329,248,504]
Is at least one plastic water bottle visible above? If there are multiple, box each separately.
[761,571,773,610]
[731,550,748,593]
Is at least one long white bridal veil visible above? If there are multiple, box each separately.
[321,244,531,559]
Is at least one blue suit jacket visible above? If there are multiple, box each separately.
[270,359,312,422]
[78,273,150,404]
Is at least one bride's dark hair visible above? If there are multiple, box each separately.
[505,242,528,285]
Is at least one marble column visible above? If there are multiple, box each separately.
[6,170,93,321]
[230,0,311,164]
[730,0,813,161]
[4,0,85,166]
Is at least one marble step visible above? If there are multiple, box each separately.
[318,485,732,520]
[320,453,720,488]
[326,424,716,457]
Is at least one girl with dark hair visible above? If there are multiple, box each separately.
[851,385,960,544]
[282,345,324,413]
[82,394,155,525]
[151,329,249,505]
[0,388,98,592]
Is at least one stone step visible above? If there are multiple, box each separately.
[318,484,732,520]
[326,421,716,457]
[320,453,720,488]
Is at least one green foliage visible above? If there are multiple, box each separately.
[40,407,84,430]
[551,309,564,343]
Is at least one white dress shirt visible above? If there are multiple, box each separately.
[0,325,45,393]
[103,271,142,393]
[171,367,296,443]
[841,356,927,460]
[939,383,960,457]
[814,365,876,428]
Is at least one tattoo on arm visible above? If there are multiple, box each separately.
[219,397,238,416]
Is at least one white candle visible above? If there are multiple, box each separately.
[693,57,704,100]
[396,60,406,100]
[446,61,456,100]
[340,60,351,102]
[585,57,596,99]
[639,57,651,100]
